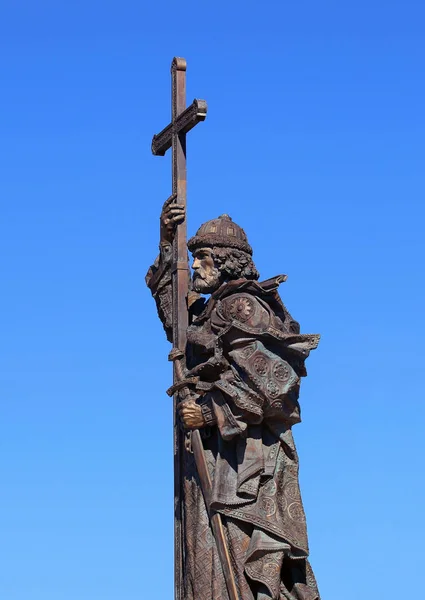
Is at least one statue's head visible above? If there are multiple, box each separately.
[187,214,259,294]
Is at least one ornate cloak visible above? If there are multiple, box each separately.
[146,253,321,600]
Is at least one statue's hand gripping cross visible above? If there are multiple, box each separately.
[151,58,209,600]
[151,56,207,351]
[151,58,239,600]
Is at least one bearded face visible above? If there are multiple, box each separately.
[191,247,222,294]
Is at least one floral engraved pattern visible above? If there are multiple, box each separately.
[285,481,300,502]
[273,361,290,382]
[266,381,280,399]
[288,502,306,523]
[253,355,268,376]
[228,296,255,322]
[263,480,277,496]
[240,344,256,359]
[261,496,277,517]
[263,557,281,578]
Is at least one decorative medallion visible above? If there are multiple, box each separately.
[266,381,280,399]
[285,481,300,502]
[240,343,256,359]
[228,296,255,322]
[253,355,268,376]
[270,400,283,411]
[273,361,290,382]
[261,496,277,518]
[263,479,277,496]
[288,502,306,523]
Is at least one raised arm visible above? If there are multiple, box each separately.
[145,197,185,340]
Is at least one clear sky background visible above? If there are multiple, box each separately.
[1,1,424,599]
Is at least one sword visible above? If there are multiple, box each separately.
[168,349,239,600]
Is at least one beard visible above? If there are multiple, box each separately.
[192,267,222,294]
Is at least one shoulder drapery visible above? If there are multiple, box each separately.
[146,271,321,598]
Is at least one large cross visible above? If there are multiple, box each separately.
[152,57,207,353]
[151,57,207,600]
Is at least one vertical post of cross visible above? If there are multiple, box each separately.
[170,57,188,600]
[151,57,207,600]
[152,57,239,600]
[171,58,189,380]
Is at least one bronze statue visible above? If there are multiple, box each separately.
[147,58,321,600]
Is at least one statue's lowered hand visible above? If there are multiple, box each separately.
[178,399,205,429]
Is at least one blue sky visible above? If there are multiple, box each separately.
[1,1,424,598]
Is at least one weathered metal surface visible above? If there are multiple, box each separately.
[147,59,321,600]
[152,99,207,156]
[151,57,212,600]
[170,353,239,600]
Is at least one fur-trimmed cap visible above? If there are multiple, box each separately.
[187,214,252,255]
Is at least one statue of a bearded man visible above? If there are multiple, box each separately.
[146,200,321,600]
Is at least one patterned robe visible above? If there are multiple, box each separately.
[146,250,321,600]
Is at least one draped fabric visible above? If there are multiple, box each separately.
[146,255,321,599]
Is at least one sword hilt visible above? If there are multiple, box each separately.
[168,347,196,401]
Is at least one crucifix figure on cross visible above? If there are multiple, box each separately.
[147,57,322,600]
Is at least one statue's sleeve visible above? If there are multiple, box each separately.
[145,243,173,342]
[204,292,320,439]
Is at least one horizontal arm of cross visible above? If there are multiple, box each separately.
[151,99,207,156]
